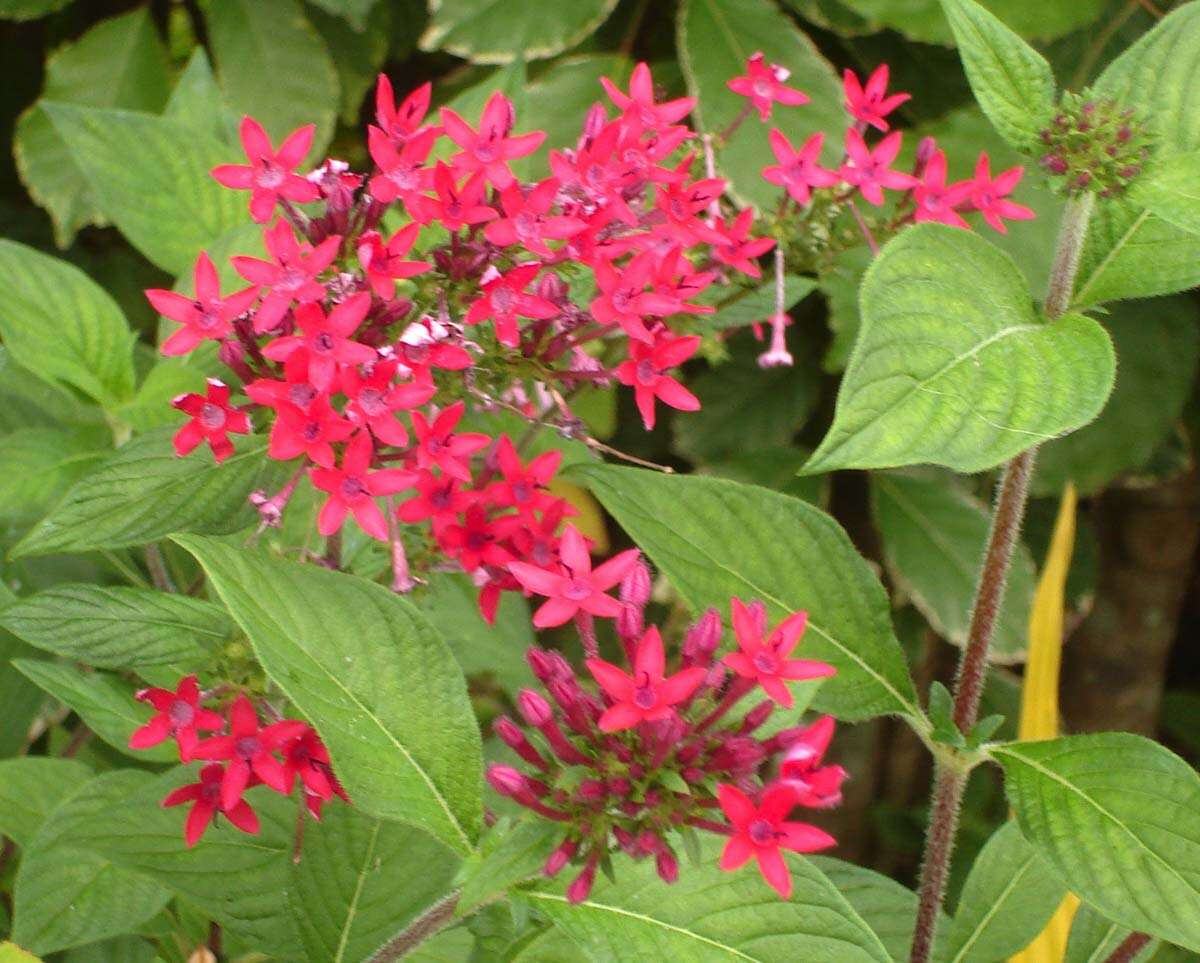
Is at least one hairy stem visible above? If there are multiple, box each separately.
[144,544,177,593]
[1104,932,1152,963]
[909,191,1096,963]
[368,892,460,962]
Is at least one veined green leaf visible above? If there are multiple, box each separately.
[0,758,92,845]
[1129,151,1200,237]
[420,0,618,64]
[175,535,484,855]
[569,464,918,722]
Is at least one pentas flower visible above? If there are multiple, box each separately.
[762,129,839,205]
[439,504,517,571]
[375,76,434,145]
[484,436,562,515]
[163,762,260,848]
[712,209,776,278]
[357,224,431,299]
[366,125,438,207]
[508,523,641,627]
[780,715,847,809]
[147,252,258,355]
[840,128,916,206]
[486,597,842,903]
[727,52,810,121]
[131,675,224,760]
[591,252,685,342]
[586,627,706,731]
[717,782,836,898]
[212,117,320,222]
[283,728,349,818]
[192,695,307,811]
[412,163,497,231]
[409,401,491,481]
[262,293,377,392]
[466,263,559,347]
[396,469,474,529]
[843,65,910,132]
[310,431,414,540]
[912,149,973,227]
[340,358,435,446]
[441,91,545,189]
[723,599,835,707]
[484,178,586,257]
[968,154,1035,233]
[232,221,341,333]
[171,379,251,463]
[600,61,696,130]
[615,331,701,430]
[267,396,354,467]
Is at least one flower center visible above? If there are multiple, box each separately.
[633,682,658,710]
[168,700,195,727]
[635,359,658,386]
[753,80,772,98]
[389,165,419,190]
[302,420,322,442]
[563,578,592,602]
[234,735,261,760]
[357,387,386,415]
[753,651,779,675]
[313,331,335,353]
[514,212,537,238]
[512,481,532,503]
[340,476,366,500]
[199,403,226,431]
[279,266,307,292]
[748,818,776,846]
[256,164,285,190]
[491,286,515,314]
[474,141,498,163]
[290,384,316,407]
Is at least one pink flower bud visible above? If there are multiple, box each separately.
[218,340,254,383]
[607,777,631,797]
[517,689,553,727]
[544,838,577,877]
[612,826,637,854]
[620,560,652,607]
[656,850,679,883]
[567,858,598,903]
[683,608,722,663]
[486,764,526,798]
[577,779,607,802]
[738,700,774,735]
[526,648,556,683]
[493,715,549,770]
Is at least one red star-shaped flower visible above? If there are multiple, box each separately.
[843,64,910,133]
[262,292,378,393]
[586,626,706,731]
[615,331,701,430]
[211,116,320,222]
[357,224,431,300]
[722,598,835,707]
[762,129,840,206]
[310,431,415,540]
[967,153,1035,234]
[232,221,341,334]
[162,762,261,847]
[171,379,251,463]
[727,52,810,121]
[130,674,224,761]
[465,263,559,347]
[839,128,917,206]
[147,252,259,356]
[440,91,545,189]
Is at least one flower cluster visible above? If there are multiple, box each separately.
[487,567,844,901]
[1038,90,1150,196]
[148,63,785,617]
[129,676,346,846]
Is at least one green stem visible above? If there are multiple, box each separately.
[908,191,1096,963]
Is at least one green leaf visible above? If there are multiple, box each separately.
[62,768,303,954]
[530,841,892,961]
[0,601,45,758]
[1065,905,1159,963]
[569,464,919,722]
[288,806,460,963]
[202,0,339,158]
[420,0,618,64]
[174,535,484,855]
[0,943,42,963]
[59,936,157,963]
[873,473,1035,662]
[12,430,287,558]
[0,240,135,408]
[0,348,107,436]
[678,0,844,210]
[13,8,170,248]
[1033,297,1200,496]
[0,429,107,528]
[1094,2,1200,157]
[0,0,72,19]
[938,0,1056,152]
[693,276,819,336]
[114,360,208,433]
[44,103,247,276]
[836,0,1106,45]
[163,48,236,144]
[0,584,227,670]
[804,224,1116,474]
[1129,151,1200,237]
[809,857,921,962]
[310,2,393,124]
[420,572,534,694]
[307,0,380,30]
[1073,198,1200,305]
[13,661,177,762]
[673,331,820,464]
[458,819,561,914]
[934,821,1067,963]
[12,773,171,955]
[994,733,1200,951]
[0,758,91,844]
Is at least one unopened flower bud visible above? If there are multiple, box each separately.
[656,849,679,883]
[493,715,549,770]
[577,779,607,802]
[738,700,775,735]
[567,858,598,903]
[683,608,722,663]
[544,838,577,877]
[518,689,553,727]
[620,559,652,608]
[486,764,527,798]
[218,339,254,382]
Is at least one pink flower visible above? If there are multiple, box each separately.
[162,762,260,847]
[232,221,341,333]
[780,716,847,809]
[282,727,349,818]
[441,91,545,189]
[717,782,836,898]
[484,178,586,256]
[439,504,517,571]
[508,524,640,627]
[600,62,695,130]
[310,431,414,540]
[840,128,917,206]
[465,263,559,347]
[722,599,835,707]
[147,252,259,356]
[192,695,307,811]
[130,675,223,761]
[968,153,1035,234]
[212,117,320,222]
[762,129,840,205]
[586,626,706,731]
[410,401,490,481]
[375,76,434,144]
[267,396,354,468]
[396,469,474,529]
[411,163,497,231]
[340,358,435,446]
[367,125,439,207]
[843,65,910,132]
[912,149,973,228]
[171,379,251,463]
[711,209,776,278]
[262,292,378,392]
[727,53,810,121]
[591,251,684,343]
[357,224,430,299]
[615,332,701,430]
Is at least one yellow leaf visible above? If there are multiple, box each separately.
[548,478,610,553]
[0,942,44,963]
[1009,483,1078,963]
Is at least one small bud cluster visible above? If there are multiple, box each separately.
[129,675,346,847]
[487,568,846,901]
[1038,90,1151,196]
